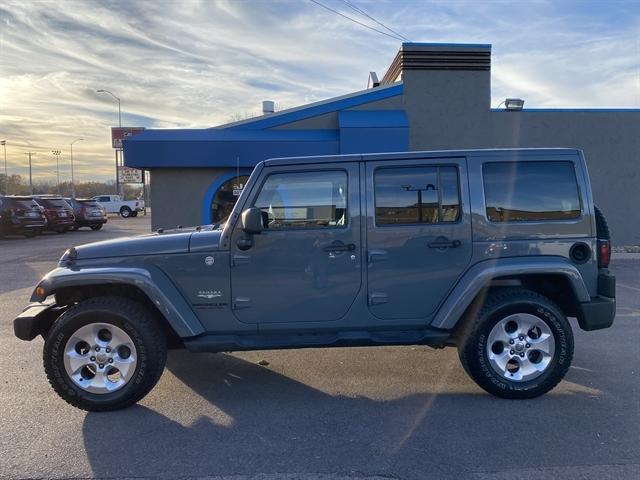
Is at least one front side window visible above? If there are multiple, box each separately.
[483,161,581,222]
[254,170,348,229]
[375,166,460,225]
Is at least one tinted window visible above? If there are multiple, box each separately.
[483,162,581,222]
[38,198,70,209]
[254,170,347,229]
[375,166,460,225]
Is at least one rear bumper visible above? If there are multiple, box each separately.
[13,303,63,341]
[576,269,616,331]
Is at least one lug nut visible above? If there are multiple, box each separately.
[509,339,515,345]
[510,350,515,355]
[95,346,100,352]
[108,358,113,363]
[518,336,524,341]
[98,363,104,368]
[105,347,111,353]
[526,343,531,348]
[519,353,525,358]
[90,356,96,362]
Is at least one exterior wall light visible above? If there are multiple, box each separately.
[504,98,525,111]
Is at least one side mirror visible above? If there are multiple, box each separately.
[241,207,264,235]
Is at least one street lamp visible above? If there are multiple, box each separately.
[97,89,122,196]
[96,89,121,127]
[70,138,83,198]
[0,140,6,195]
[52,150,61,194]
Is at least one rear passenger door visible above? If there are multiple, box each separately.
[366,158,472,320]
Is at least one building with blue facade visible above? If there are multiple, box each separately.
[124,43,640,244]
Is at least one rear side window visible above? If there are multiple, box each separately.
[253,170,348,229]
[38,199,70,209]
[375,166,460,225]
[483,161,581,222]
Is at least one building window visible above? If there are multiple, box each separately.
[375,166,460,225]
[483,161,581,222]
[211,175,250,224]
[253,170,348,229]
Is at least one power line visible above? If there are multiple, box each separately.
[308,0,404,42]
[338,0,409,41]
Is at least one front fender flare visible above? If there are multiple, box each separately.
[31,266,205,338]
[430,256,591,330]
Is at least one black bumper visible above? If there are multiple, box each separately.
[13,303,63,341]
[576,269,616,331]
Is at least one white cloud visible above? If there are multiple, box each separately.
[0,0,638,182]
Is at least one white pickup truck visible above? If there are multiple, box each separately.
[92,195,145,218]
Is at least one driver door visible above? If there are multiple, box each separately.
[230,163,362,326]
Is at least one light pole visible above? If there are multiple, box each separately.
[97,89,122,195]
[70,138,83,198]
[0,140,6,194]
[401,183,437,223]
[52,150,61,194]
[25,152,35,194]
[96,89,121,127]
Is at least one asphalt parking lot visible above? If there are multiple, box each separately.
[0,218,638,480]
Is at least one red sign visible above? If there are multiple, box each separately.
[111,127,145,149]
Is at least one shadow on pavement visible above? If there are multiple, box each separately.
[82,350,633,479]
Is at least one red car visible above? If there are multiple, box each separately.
[33,197,76,233]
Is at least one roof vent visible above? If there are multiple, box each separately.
[262,100,275,115]
[368,72,380,89]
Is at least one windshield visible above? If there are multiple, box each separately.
[38,199,70,208]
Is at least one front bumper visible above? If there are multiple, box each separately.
[576,269,616,331]
[13,303,64,341]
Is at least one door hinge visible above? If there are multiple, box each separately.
[367,249,388,263]
[368,292,389,306]
[232,254,251,266]
[233,297,251,310]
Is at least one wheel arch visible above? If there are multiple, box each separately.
[431,257,590,330]
[31,266,205,339]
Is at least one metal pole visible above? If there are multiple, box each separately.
[1,141,6,195]
[52,150,61,195]
[25,152,35,194]
[70,138,83,198]
[96,90,122,196]
[117,97,121,128]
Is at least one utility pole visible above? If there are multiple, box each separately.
[24,152,35,194]
[52,150,61,195]
[70,138,83,198]
[0,140,6,195]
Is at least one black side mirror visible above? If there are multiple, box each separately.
[241,207,264,235]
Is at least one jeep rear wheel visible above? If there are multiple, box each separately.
[43,296,167,411]
[458,288,574,399]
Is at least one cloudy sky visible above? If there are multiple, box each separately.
[0,0,638,183]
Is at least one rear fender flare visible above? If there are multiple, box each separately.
[431,256,591,330]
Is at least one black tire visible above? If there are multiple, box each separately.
[43,296,167,411]
[71,225,79,231]
[90,224,103,231]
[23,230,37,238]
[131,211,138,217]
[56,228,67,234]
[120,206,132,218]
[457,288,574,399]
[594,205,610,241]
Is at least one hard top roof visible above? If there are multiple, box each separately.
[263,148,581,167]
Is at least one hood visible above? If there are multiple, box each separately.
[65,225,224,262]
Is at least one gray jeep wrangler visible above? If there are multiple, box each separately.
[14,148,616,411]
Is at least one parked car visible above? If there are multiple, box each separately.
[32,197,75,233]
[65,198,108,231]
[14,148,616,411]
[92,194,144,218]
[0,196,47,238]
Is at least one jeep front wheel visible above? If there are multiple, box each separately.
[458,288,574,399]
[43,296,167,411]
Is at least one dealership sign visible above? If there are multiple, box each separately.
[112,127,145,149]
[118,166,143,184]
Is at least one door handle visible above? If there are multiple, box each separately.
[428,239,461,249]
[322,241,356,253]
